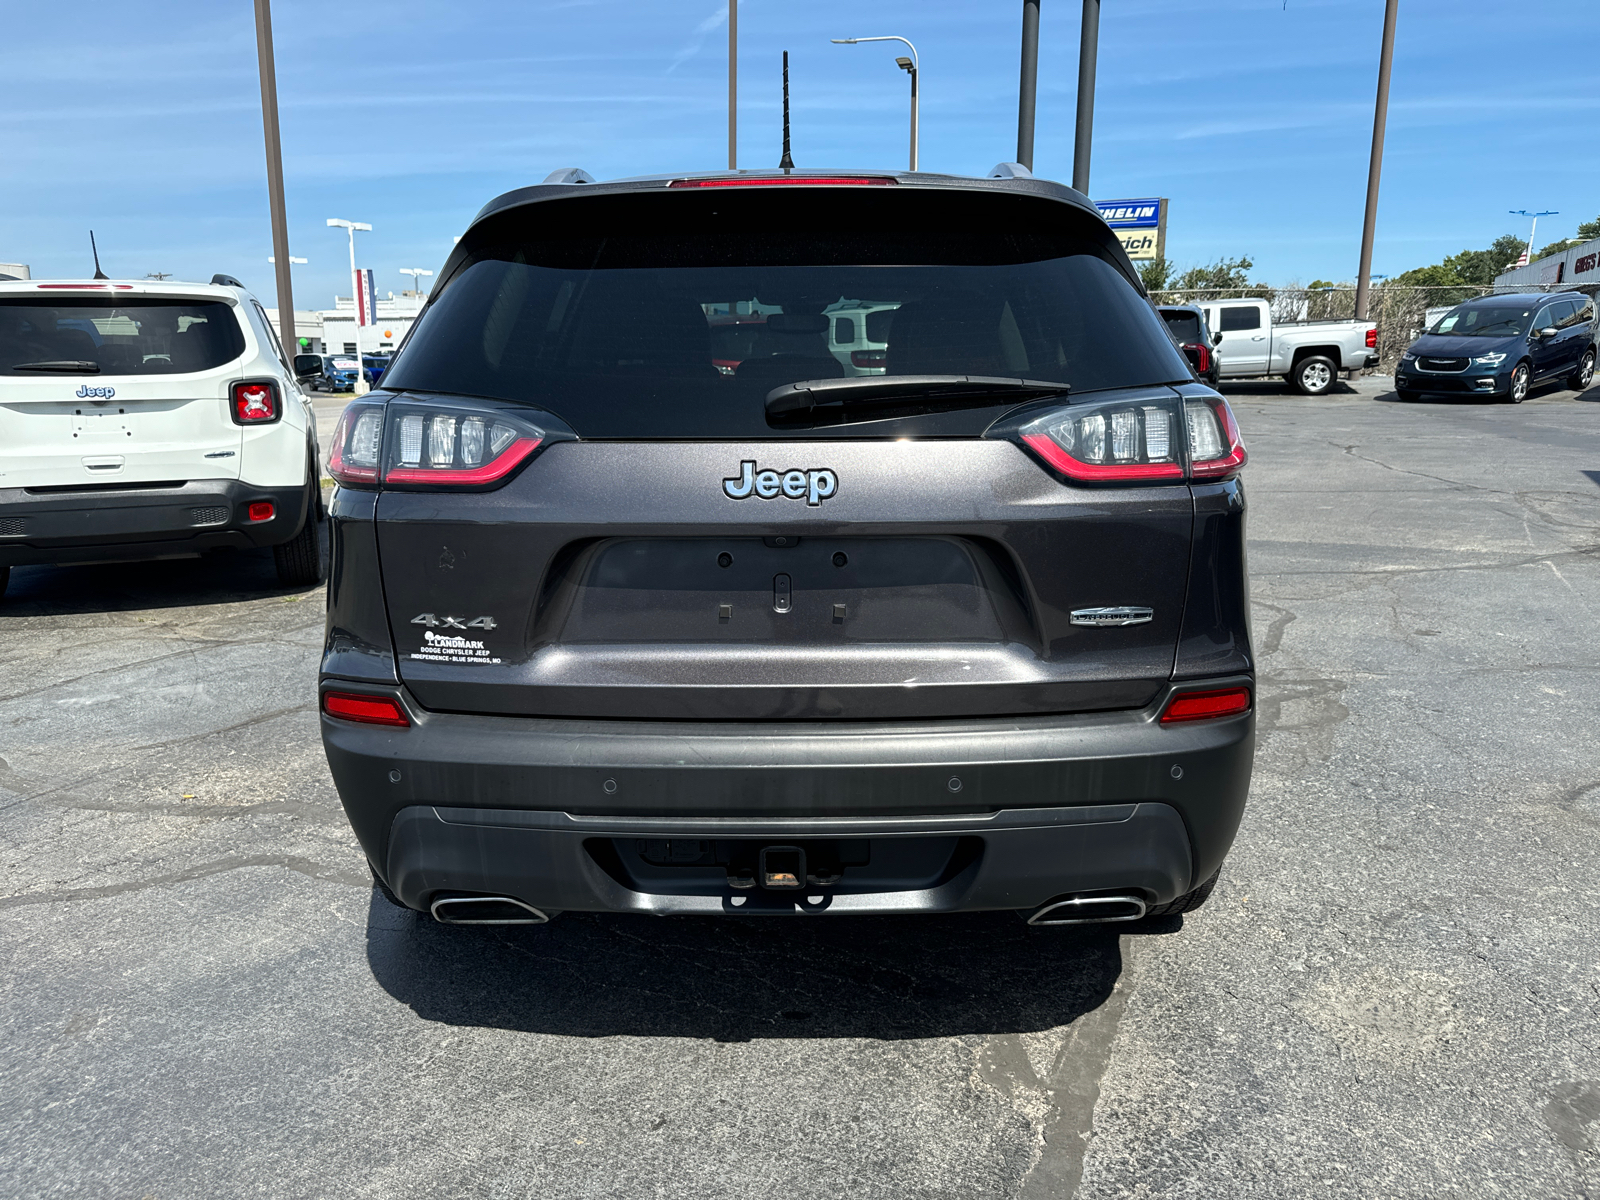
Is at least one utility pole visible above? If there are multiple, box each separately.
[1017,0,1040,172]
[1072,0,1099,194]
[252,0,295,348]
[728,0,737,169]
[1354,0,1400,322]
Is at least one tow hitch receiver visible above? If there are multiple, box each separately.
[759,845,806,889]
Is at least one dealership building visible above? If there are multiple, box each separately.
[1494,235,1600,293]
[264,291,425,357]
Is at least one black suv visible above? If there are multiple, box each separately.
[1397,291,1596,402]
[318,166,1255,927]
[1158,303,1221,387]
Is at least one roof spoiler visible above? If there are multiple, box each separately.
[987,162,1034,180]
[542,168,596,185]
[211,273,244,287]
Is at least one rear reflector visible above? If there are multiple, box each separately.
[246,501,274,522]
[1160,687,1252,724]
[668,176,896,188]
[322,691,410,727]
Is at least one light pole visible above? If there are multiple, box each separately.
[1510,210,1558,265]
[400,267,434,297]
[1354,0,1400,322]
[327,218,372,394]
[831,36,919,171]
[253,0,296,348]
[728,0,737,169]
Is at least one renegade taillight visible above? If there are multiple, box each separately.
[1160,687,1251,724]
[322,691,410,727]
[230,380,281,424]
[1185,396,1247,480]
[1016,398,1185,484]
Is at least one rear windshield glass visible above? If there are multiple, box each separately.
[385,189,1190,437]
[1431,305,1533,337]
[0,297,245,375]
[1160,310,1201,341]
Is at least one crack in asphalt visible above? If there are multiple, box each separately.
[0,853,367,909]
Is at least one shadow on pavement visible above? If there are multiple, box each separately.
[365,890,1177,1041]
[0,519,327,616]
[1218,380,1360,397]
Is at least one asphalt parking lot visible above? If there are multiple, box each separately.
[4,375,1600,1199]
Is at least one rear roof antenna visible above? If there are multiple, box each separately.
[89,230,109,280]
[778,51,795,171]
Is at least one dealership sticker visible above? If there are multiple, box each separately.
[410,629,501,665]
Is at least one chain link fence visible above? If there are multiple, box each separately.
[1147,282,1599,373]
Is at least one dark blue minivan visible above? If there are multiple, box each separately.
[1396,291,1596,402]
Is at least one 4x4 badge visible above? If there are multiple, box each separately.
[722,461,838,506]
[411,613,498,630]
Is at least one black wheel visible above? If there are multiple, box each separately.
[1508,362,1531,403]
[1144,869,1220,918]
[370,866,409,910]
[1292,355,1338,396]
[1569,350,1595,392]
[273,482,325,586]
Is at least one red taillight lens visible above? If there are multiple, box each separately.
[383,408,544,487]
[1160,687,1252,724]
[231,381,281,424]
[1016,398,1185,484]
[668,176,896,188]
[1365,327,1378,348]
[327,404,384,485]
[1196,343,1211,373]
[850,350,887,369]
[322,691,410,727]
[247,501,274,522]
[1185,396,1247,480]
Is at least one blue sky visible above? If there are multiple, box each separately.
[3,0,1598,310]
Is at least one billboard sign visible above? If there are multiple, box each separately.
[353,268,378,326]
[1095,197,1167,261]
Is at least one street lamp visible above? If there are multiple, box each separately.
[267,256,307,264]
[831,36,919,171]
[399,267,433,297]
[328,218,373,394]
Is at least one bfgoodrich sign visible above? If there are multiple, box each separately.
[1095,198,1168,261]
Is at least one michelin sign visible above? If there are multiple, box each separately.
[1096,197,1167,261]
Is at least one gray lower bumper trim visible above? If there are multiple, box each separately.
[385,801,1193,916]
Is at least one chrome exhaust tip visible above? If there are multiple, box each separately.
[430,895,550,925]
[1028,894,1147,926]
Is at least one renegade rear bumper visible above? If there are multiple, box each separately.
[0,479,311,567]
[322,677,1255,916]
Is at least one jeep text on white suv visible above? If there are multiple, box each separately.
[0,275,324,596]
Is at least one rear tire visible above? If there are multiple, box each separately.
[1569,350,1595,392]
[1292,355,1338,396]
[1508,362,1531,403]
[1144,869,1220,918]
[273,483,324,587]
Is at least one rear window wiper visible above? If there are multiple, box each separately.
[766,374,1068,424]
[10,360,101,373]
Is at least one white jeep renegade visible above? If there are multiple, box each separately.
[0,274,324,596]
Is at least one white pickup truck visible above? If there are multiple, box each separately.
[1195,298,1378,395]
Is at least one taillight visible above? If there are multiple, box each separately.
[1185,396,1248,480]
[1160,687,1251,724]
[1365,327,1378,349]
[850,350,887,369]
[230,380,281,425]
[322,690,410,727]
[1195,343,1211,373]
[384,407,543,486]
[326,400,549,490]
[1014,396,1185,484]
[668,176,896,188]
[327,404,384,484]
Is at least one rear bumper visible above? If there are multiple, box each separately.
[321,677,1255,916]
[0,478,310,567]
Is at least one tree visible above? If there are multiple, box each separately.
[1578,215,1600,242]
[1137,257,1171,293]
[1443,235,1527,286]
[1171,256,1256,293]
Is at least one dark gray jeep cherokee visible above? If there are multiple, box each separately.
[318,165,1254,927]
